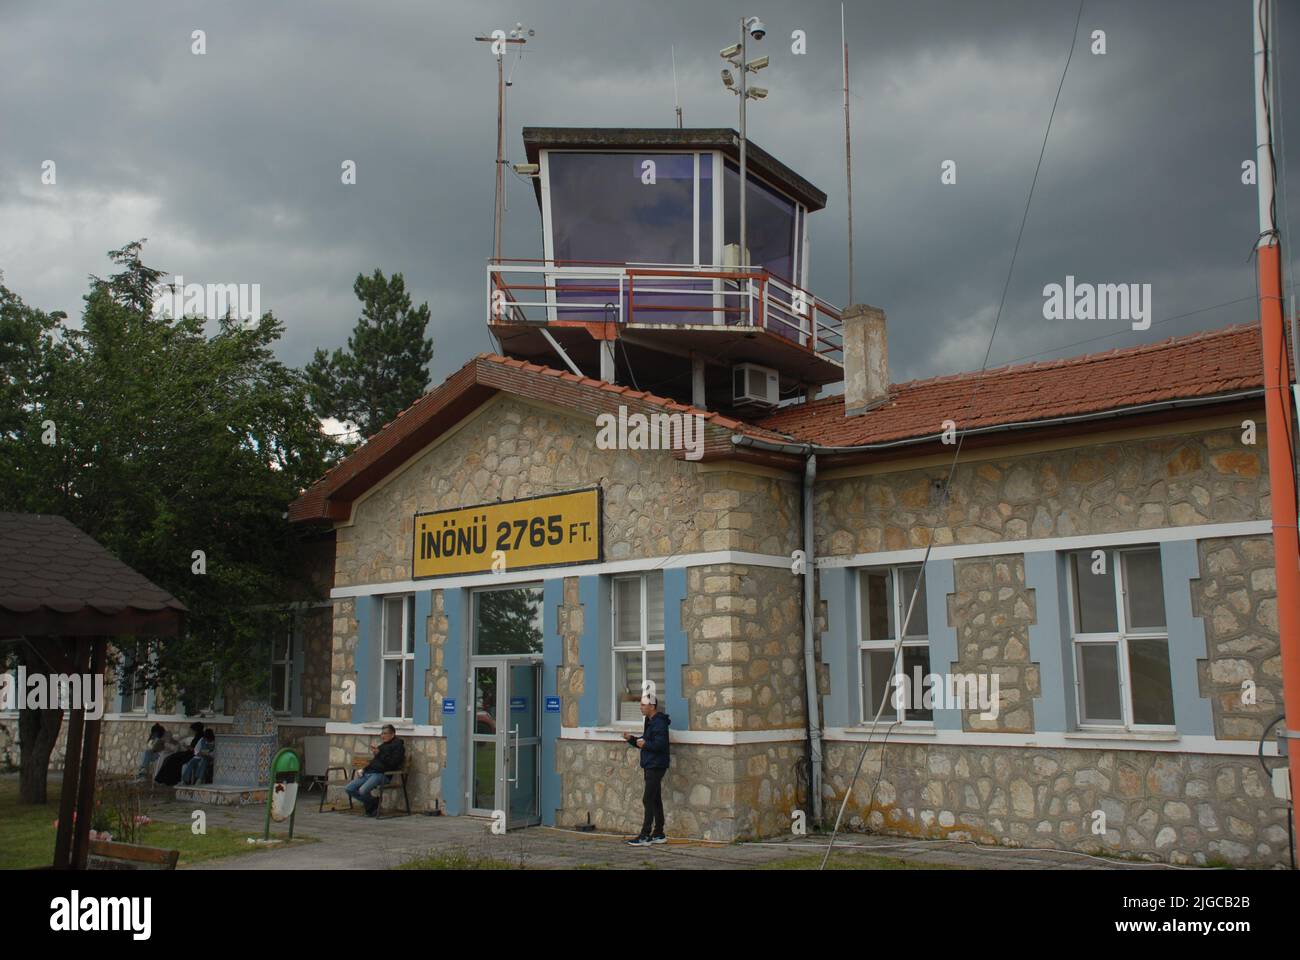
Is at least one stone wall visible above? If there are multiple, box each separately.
[1193,535,1284,741]
[816,423,1268,555]
[949,554,1039,733]
[822,740,1290,867]
[555,737,806,841]
[325,731,445,813]
[300,605,333,719]
[682,564,804,731]
[335,395,719,589]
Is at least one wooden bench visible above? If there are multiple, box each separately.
[87,839,180,870]
[323,753,411,818]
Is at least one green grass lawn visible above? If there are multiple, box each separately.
[0,776,314,870]
[396,847,518,870]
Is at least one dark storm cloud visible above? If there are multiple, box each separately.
[1,0,1296,386]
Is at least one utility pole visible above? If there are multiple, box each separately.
[474,27,531,263]
[721,18,767,318]
[842,3,855,305]
[1252,0,1300,844]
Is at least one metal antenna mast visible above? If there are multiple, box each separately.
[474,24,533,262]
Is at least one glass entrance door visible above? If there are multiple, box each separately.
[468,658,541,827]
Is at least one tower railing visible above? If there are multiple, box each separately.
[487,258,843,364]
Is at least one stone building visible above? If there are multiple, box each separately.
[286,128,1293,866]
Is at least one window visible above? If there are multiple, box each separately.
[271,620,294,715]
[1067,547,1174,729]
[858,566,930,724]
[119,641,149,713]
[612,572,665,723]
[472,585,543,655]
[723,159,797,281]
[381,596,416,721]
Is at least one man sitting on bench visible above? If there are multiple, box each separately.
[345,724,405,817]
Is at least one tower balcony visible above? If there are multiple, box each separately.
[487,257,844,389]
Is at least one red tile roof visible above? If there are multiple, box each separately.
[289,353,789,523]
[0,513,187,637]
[758,324,1266,447]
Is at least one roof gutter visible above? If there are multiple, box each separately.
[730,388,1266,457]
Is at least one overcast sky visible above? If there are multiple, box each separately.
[2,0,1298,387]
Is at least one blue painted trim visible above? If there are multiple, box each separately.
[662,568,689,729]
[413,591,432,724]
[576,576,602,727]
[541,580,563,826]
[441,588,466,816]
[353,596,374,723]
[1161,540,1214,735]
[1024,551,1071,732]
[820,567,858,728]
[923,559,961,731]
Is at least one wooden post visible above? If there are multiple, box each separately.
[70,638,108,870]
[51,637,88,870]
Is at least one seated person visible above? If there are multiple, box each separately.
[136,723,169,780]
[181,729,216,785]
[156,721,204,786]
[344,724,404,817]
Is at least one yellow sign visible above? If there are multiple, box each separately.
[413,488,602,578]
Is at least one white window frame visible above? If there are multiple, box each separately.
[856,565,931,726]
[380,594,415,723]
[1067,546,1174,732]
[611,572,666,726]
[120,641,149,714]
[271,619,294,715]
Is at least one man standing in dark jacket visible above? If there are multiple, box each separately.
[346,724,405,817]
[625,690,670,845]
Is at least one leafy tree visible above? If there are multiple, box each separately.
[1,241,335,802]
[305,269,433,443]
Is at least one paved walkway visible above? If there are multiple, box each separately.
[139,791,1164,871]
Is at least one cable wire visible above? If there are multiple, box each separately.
[820,0,1087,870]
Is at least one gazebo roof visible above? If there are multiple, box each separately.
[0,513,186,637]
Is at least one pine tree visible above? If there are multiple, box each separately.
[306,269,434,443]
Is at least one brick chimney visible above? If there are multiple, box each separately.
[842,304,890,415]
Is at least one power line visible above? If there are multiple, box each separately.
[821,0,1087,870]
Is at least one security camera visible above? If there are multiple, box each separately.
[721,68,734,88]
[745,17,766,41]
[720,42,741,60]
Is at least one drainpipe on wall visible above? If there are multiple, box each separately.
[1253,0,1300,842]
[802,452,823,823]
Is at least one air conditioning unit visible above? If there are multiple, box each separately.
[732,362,779,408]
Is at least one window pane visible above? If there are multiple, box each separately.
[646,650,665,700]
[1128,637,1175,725]
[473,587,544,655]
[383,660,401,717]
[403,662,413,719]
[899,567,928,637]
[474,667,497,735]
[1123,549,1167,631]
[550,153,695,265]
[384,597,404,653]
[1070,552,1118,634]
[271,664,286,711]
[861,649,895,721]
[698,153,713,263]
[615,651,644,722]
[1078,643,1122,724]
[405,596,416,653]
[646,571,665,645]
[900,645,932,721]
[723,160,796,280]
[614,578,641,646]
[860,571,895,642]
